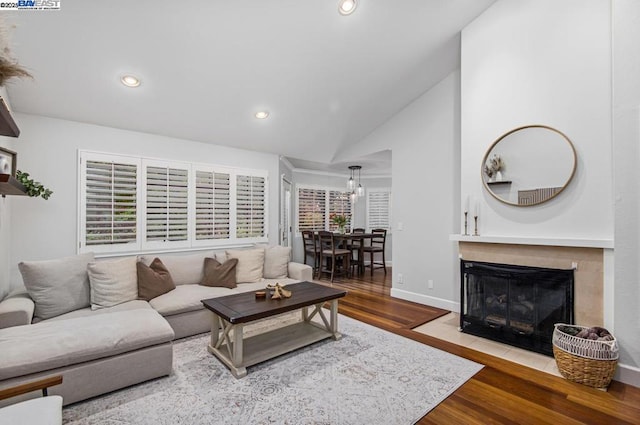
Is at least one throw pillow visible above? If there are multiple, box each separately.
[200,257,238,288]
[88,256,138,310]
[18,252,95,320]
[263,245,291,279]
[225,248,265,283]
[137,258,176,301]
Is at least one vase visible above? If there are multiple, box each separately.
[496,170,503,182]
[339,225,346,234]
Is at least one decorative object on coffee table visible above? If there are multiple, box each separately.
[267,282,291,299]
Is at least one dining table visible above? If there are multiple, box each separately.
[315,231,373,276]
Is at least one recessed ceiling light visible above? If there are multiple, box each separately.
[338,0,357,15]
[120,75,141,88]
[255,111,269,119]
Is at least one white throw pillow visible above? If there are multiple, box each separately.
[226,248,265,283]
[263,246,291,279]
[18,252,95,320]
[88,257,138,310]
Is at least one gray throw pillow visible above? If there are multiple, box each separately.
[18,252,95,320]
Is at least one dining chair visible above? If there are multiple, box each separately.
[317,231,351,282]
[348,228,366,276]
[301,230,320,277]
[363,228,387,276]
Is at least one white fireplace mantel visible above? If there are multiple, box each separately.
[449,234,614,249]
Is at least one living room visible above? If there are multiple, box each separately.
[0,0,639,423]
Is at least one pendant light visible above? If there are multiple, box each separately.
[347,165,364,201]
[347,166,355,191]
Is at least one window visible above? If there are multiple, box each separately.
[366,189,391,231]
[328,190,352,231]
[143,161,190,249]
[79,151,268,254]
[192,169,231,244]
[236,174,266,238]
[80,152,141,253]
[296,186,352,233]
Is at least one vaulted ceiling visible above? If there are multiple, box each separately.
[4,0,495,173]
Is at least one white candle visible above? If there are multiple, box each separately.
[474,200,479,217]
[464,195,469,213]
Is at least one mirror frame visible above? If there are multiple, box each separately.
[481,124,577,207]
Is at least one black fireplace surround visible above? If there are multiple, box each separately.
[460,260,574,356]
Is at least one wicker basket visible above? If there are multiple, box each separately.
[552,324,619,388]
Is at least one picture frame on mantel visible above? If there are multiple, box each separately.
[0,146,17,176]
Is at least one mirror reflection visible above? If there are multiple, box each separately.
[481,125,577,206]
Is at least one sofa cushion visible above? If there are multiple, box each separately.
[200,257,238,288]
[226,248,264,283]
[0,309,174,381]
[137,259,176,301]
[149,284,236,316]
[88,256,138,310]
[262,246,291,279]
[18,253,95,320]
[43,300,152,323]
[138,252,212,285]
[149,278,300,317]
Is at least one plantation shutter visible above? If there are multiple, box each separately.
[194,170,214,240]
[367,189,391,230]
[328,191,352,231]
[82,157,139,251]
[145,164,189,245]
[236,174,266,238]
[297,188,326,232]
[214,172,231,239]
[194,169,231,241]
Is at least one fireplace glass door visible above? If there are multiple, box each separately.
[460,260,574,356]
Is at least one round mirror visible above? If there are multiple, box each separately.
[481,125,577,206]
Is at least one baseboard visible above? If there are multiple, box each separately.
[390,288,459,312]
[615,363,640,388]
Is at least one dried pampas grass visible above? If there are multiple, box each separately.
[0,17,32,86]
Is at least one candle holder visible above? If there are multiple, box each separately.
[463,211,469,236]
[473,215,479,236]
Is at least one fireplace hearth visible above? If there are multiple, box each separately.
[460,260,574,356]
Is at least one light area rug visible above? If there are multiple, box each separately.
[63,314,483,425]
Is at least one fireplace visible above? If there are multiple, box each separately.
[460,260,574,356]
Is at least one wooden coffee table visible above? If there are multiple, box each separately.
[201,281,347,378]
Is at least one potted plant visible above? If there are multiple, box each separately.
[330,213,349,234]
[484,154,505,182]
[16,170,53,199]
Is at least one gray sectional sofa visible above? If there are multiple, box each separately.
[0,247,313,406]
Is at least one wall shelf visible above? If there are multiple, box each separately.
[487,180,512,186]
[0,97,20,137]
[0,174,27,196]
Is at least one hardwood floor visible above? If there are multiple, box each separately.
[313,268,640,425]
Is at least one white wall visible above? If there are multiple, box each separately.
[461,0,613,239]
[0,87,15,300]
[338,71,461,310]
[8,113,281,292]
[613,0,640,384]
